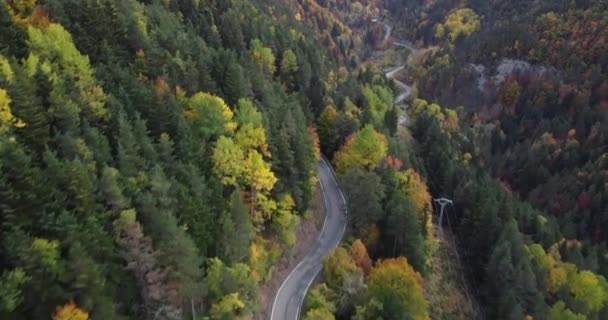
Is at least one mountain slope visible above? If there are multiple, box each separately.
[0,0,329,318]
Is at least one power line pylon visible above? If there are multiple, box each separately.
[434,197,453,228]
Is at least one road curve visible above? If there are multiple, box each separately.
[270,157,347,320]
[385,65,411,104]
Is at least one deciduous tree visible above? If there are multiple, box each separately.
[52,301,89,320]
[212,136,245,186]
[335,125,387,173]
[357,258,428,320]
[184,92,236,139]
[350,240,372,275]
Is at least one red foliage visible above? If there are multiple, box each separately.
[339,133,356,151]
[593,227,603,243]
[30,6,51,29]
[577,192,591,209]
[155,77,171,94]
[497,179,514,195]
[386,155,403,170]
[598,81,608,111]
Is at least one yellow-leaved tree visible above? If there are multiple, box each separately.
[250,39,276,76]
[355,258,429,320]
[211,98,279,227]
[184,92,236,138]
[212,136,245,186]
[52,301,89,320]
[27,24,108,122]
[244,150,278,225]
[0,88,26,133]
[272,194,300,248]
[335,125,387,174]
[398,169,433,234]
[209,293,247,320]
[443,8,480,42]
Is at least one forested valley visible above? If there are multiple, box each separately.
[0,0,606,320]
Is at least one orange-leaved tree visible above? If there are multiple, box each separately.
[350,239,372,275]
[397,168,433,236]
[52,301,88,320]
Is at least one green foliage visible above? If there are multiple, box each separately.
[272,194,300,248]
[0,0,330,318]
[570,271,608,314]
[30,238,61,274]
[113,209,182,320]
[361,84,393,127]
[218,190,254,264]
[304,307,335,320]
[0,268,29,313]
[484,221,544,318]
[281,49,298,87]
[384,191,426,273]
[356,257,429,320]
[248,237,281,282]
[322,247,361,291]
[408,78,608,319]
[185,92,236,139]
[317,105,339,155]
[27,23,108,123]
[321,247,366,315]
[235,99,263,128]
[10,0,605,319]
[341,166,385,236]
[209,293,247,320]
[306,284,337,315]
[205,258,257,315]
[250,39,276,76]
[547,302,586,320]
[212,136,245,186]
[0,2,27,57]
[335,124,387,174]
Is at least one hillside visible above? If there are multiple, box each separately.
[384,0,608,319]
[0,0,323,318]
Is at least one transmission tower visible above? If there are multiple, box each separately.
[433,197,453,228]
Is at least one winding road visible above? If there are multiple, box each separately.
[386,65,411,105]
[374,19,418,125]
[270,20,416,320]
[270,157,347,320]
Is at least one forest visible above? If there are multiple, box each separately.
[0,0,606,320]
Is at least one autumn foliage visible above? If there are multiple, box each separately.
[52,301,89,320]
[350,239,372,275]
[399,169,432,224]
[359,257,429,320]
[335,125,387,174]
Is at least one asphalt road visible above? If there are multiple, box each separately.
[270,157,347,320]
[385,65,411,104]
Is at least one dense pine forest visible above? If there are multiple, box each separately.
[1,0,323,318]
[0,0,606,320]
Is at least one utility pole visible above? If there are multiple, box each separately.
[434,197,453,228]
